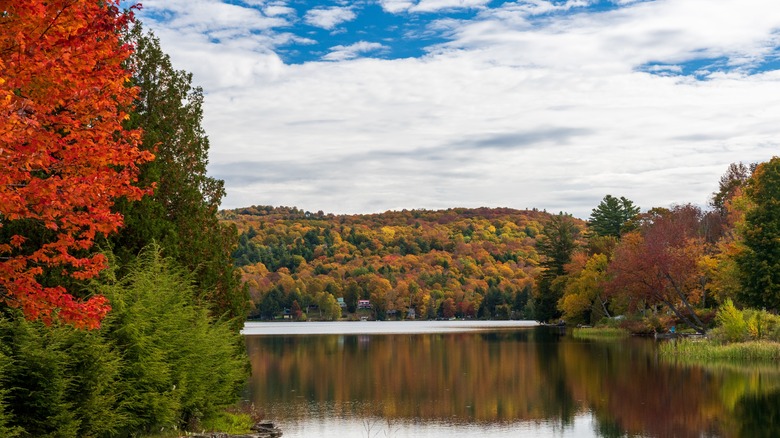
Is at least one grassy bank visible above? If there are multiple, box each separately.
[571,327,630,340]
[142,410,258,437]
[659,339,780,362]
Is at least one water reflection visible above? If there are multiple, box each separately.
[245,327,780,437]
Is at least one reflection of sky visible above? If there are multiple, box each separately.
[270,413,599,438]
[242,320,538,335]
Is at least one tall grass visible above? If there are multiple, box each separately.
[571,327,629,340]
[659,339,780,362]
[199,411,255,434]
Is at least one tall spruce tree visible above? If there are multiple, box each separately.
[112,24,248,321]
[588,195,640,238]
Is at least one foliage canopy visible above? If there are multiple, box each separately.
[737,157,780,311]
[0,0,152,328]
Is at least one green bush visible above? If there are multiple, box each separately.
[742,309,780,342]
[99,245,248,434]
[200,411,254,434]
[0,244,248,436]
[0,349,22,438]
[0,313,124,437]
[716,299,748,343]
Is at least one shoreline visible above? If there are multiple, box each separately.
[241,320,539,336]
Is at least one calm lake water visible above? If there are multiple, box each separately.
[243,321,780,438]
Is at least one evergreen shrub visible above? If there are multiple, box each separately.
[0,245,248,436]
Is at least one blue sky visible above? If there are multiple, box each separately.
[129,0,780,218]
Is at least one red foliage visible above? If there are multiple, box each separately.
[606,205,707,332]
[0,1,152,328]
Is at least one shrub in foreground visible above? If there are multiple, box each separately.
[99,245,248,434]
[0,245,248,436]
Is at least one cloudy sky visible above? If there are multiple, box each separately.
[129,0,780,219]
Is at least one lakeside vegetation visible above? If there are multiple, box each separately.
[572,327,629,340]
[660,339,780,362]
[660,299,780,363]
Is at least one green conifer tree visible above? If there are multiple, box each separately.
[112,24,248,322]
[588,195,640,238]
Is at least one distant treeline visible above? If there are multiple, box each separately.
[224,157,780,334]
[221,206,580,320]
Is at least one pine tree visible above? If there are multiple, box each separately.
[588,195,640,238]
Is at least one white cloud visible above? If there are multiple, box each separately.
[411,0,492,13]
[132,0,295,89]
[322,41,389,61]
[135,0,780,218]
[426,0,780,77]
[304,6,356,30]
[142,0,288,31]
[380,0,492,13]
[264,5,296,17]
[493,0,593,16]
[379,0,415,13]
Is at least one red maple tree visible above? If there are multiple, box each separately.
[0,1,152,328]
[606,205,708,333]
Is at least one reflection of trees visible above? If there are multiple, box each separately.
[246,330,780,437]
[247,329,571,422]
[533,327,578,426]
[695,364,780,438]
[562,339,780,438]
[734,390,780,438]
[561,339,725,437]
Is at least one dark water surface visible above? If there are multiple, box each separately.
[244,322,780,437]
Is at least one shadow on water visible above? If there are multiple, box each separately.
[734,390,780,438]
[245,326,780,437]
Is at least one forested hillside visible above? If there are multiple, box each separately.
[222,206,586,320]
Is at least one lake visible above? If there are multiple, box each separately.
[243,321,780,438]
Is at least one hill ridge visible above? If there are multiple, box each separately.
[220,205,586,320]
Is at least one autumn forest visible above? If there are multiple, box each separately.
[225,159,780,339]
[2,1,780,437]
